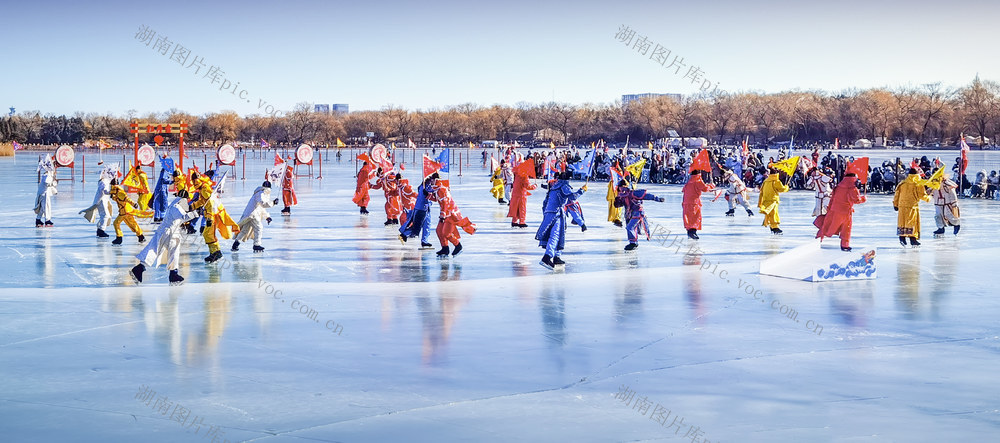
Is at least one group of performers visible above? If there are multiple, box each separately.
[30,144,968,282]
[54,153,296,284]
[354,152,478,257]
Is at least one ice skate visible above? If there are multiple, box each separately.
[954,225,961,235]
[746,209,754,216]
[899,236,907,247]
[398,234,407,244]
[770,227,783,235]
[96,228,109,238]
[687,229,699,240]
[624,243,638,251]
[724,209,735,217]
[281,206,291,215]
[232,240,240,252]
[451,243,463,256]
[613,220,623,227]
[129,264,145,283]
[35,218,43,227]
[168,270,184,285]
[253,245,265,253]
[112,236,123,245]
[841,246,852,252]
[359,206,368,215]
[933,227,945,235]
[44,220,53,227]
[539,254,555,269]
[436,245,450,257]
[909,237,921,247]
[137,234,145,243]
[552,256,565,266]
[205,251,223,263]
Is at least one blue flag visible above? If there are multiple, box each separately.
[435,148,450,173]
[570,149,595,176]
[160,157,174,173]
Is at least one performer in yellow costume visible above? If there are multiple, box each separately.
[111,178,146,245]
[189,171,240,263]
[893,167,931,247]
[757,167,790,234]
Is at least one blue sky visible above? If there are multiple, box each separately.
[3,0,997,116]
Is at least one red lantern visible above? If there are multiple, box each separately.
[154,135,164,145]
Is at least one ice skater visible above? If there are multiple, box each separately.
[431,182,476,257]
[758,167,790,235]
[280,158,297,215]
[931,170,961,236]
[190,170,239,262]
[615,179,665,251]
[129,194,198,285]
[110,178,146,245]
[399,173,437,249]
[682,169,714,240]
[721,166,753,217]
[371,167,402,225]
[894,168,931,247]
[149,157,174,223]
[34,154,58,227]
[398,173,417,226]
[535,170,587,269]
[815,172,866,251]
[507,160,536,228]
[353,157,376,214]
[806,166,834,217]
[490,160,507,204]
[606,161,625,227]
[232,180,279,252]
[80,163,117,237]
[500,159,513,204]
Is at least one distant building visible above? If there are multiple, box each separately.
[332,104,349,114]
[621,93,682,106]
[314,104,331,114]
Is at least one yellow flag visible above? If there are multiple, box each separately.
[626,159,646,180]
[771,156,801,175]
[336,138,346,147]
[919,167,946,190]
[550,141,556,150]
[647,141,653,149]
[469,141,475,149]
[390,142,397,150]
[590,141,595,149]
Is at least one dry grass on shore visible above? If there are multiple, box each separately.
[0,143,14,157]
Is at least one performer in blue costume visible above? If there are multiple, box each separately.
[399,173,437,249]
[150,156,175,223]
[535,171,587,269]
[615,179,665,251]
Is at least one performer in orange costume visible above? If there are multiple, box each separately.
[371,168,403,225]
[682,170,714,240]
[506,161,536,228]
[280,157,297,215]
[353,159,376,214]
[814,172,866,251]
[430,182,476,257]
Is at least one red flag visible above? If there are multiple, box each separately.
[847,157,870,184]
[689,149,710,172]
[356,152,371,162]
[422,154,443,179]
[274,153,283,166]
[741,137,748,158]
[514,158,536,179]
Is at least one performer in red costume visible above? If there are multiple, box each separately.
[814,172,866,251]
[430,182,476,257]
[682,169,714,240]
[280,157,297,215]
[371,168,403,225]
[506,159,536,228]
[353,157,377,214]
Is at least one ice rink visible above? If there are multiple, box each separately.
[1,150,998,442]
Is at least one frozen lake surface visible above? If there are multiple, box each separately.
[1,150,998,442]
